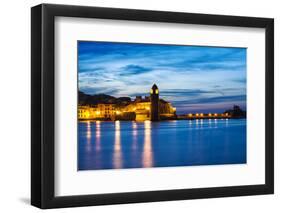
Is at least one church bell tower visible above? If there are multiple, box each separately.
[150,84,159,121]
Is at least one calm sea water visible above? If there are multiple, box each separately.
[78,119,246,170]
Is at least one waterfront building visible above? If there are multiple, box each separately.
[78,84,176,121]
[124,97,151,121]
[78,105,98,120]
[97,104,115,119]
[123,84,176,121]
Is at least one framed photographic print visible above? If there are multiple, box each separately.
[31,4,274,209]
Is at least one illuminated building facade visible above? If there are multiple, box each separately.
[78,105,97,119]
[78,104,116,120]
[97,104,115,119]
[78,84,242,121]
[78,84,176,121]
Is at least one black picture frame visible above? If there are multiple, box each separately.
[31,3,274,209]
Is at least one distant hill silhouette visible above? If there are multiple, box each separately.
[224,105,246,118]
[79,91,131,105]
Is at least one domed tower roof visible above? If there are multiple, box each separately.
[152,84,158,90]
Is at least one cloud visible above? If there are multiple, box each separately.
[173,95,246,105]
[119,65,152,76]
[80,86,122,96]
[78,41,247,113]
[160,89,214,97]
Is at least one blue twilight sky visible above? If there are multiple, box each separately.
[78,41,246,114]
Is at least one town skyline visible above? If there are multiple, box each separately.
[78,41,246,113]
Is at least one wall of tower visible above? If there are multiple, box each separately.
[150,86,159,121]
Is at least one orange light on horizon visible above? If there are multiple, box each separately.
[208,113,212,116]
[200,113,203,117]
[214,113,218,116]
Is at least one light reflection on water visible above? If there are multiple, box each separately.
[86,121,91,152]
[132,122,138,150]
[113,121,122,169]
[214,118,218,128]
[78,119,246,170]
[95,121,101,152]
[142,121,153,168]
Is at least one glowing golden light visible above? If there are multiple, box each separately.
[196,113,199,116]
[188,113,193,117]
[200,113,204,117]
[77,84,178,121]
[208,113,212,116]
[214,113,218,116]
